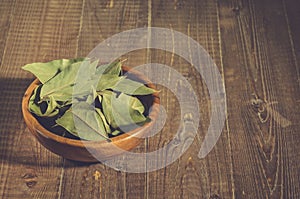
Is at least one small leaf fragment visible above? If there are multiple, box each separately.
[111,129,122,136]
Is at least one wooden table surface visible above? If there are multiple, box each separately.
[1,0,299,198]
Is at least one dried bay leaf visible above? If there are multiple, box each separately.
[41,60,104,102]
[112,78,157,95]
[101,90,147,129]
[40,62,83,102]
[95,61,122,76]
[95,108,111,134]
[76,59,98,81]
[22,58,85,84]
[96,75,125,91]
[28,86,59,117]
[55,110,76,135]
[86,86,98,105]
[56,102,110,141]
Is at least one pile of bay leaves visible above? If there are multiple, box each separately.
[22,58,156,141]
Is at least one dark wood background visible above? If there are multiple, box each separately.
[0,0,299,198]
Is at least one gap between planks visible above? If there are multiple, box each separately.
[145,0,152,198]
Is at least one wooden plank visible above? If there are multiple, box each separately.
[147,0,233,198]
[218,0,300,198]
[1,0,299,198]
[0,9,16,198]
[0,0,84,198]
[283,0,300,86]
[0,0,85,77]
[0,0,15,69]
[59,0,150,198]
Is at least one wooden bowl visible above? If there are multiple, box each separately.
[22,66,160,162]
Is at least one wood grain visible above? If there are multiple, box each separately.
[0,0,81,198]
[219,0,300,198]
[284,0,300,87]
[0,0,300,198]
[147,0,233,198]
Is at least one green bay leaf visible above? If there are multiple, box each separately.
[40,61,83,102]
[55,109,76,134]
[85,86,98,105]
[111,129,122,136]
[22,58,85,84]
[95,108,111,134]
[28,86,59,117]
[77,59,98,81]
[101,91,147,129]
[112,78,157,95]
[95,61,122,76]
[96,75,125,91]
[40,60,104,102]
[56,102,110,141]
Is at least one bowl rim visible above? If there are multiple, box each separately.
[22,65,160,148]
